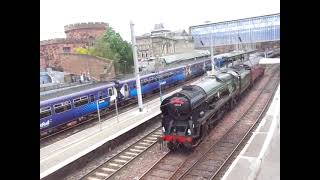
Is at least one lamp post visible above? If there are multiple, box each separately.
[115,98,119,123]
[130,21,143,112]
[158,71,166,103]
[210,28,215,74]
[96,100,102,131]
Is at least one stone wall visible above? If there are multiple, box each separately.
[59,54,115,81]
[40,57,47,69]
[65,28,106,40]
[174,39,195,54]
[40,40,88,68]
[64,22,108,40]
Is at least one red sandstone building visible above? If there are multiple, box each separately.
[40,22,115,81]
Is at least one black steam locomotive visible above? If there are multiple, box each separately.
[160,64,264,150]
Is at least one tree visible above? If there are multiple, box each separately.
[88,37,120,61]
[99,28,134,74]
[75,27,134,74]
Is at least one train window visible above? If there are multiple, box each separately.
[124,84,128,91]
[163,73,167,79]
[54,101,71,114]
[140,79,146,86]
[40,106,52,119]
[73,96,89,107]
[108,88,113,96]
[90,94,95,102]
[98,91,103,99]
[151,77,156,83]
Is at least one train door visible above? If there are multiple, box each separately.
[108,87,116,103]
[184,65,191,79]
[120,83,130,99]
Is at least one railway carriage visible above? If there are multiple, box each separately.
[40,83,117,136]
[114,59,212,103]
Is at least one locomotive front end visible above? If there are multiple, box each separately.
[160,95,194,149]
[160,85,207,150]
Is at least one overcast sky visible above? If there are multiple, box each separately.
[40,0,279,42]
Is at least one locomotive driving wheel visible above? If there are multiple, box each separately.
[202,122,209,138]
[230,98,236,110]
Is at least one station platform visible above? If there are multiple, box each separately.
[221,84,280,180]
[40,78,203,179]
[260,58,280,64]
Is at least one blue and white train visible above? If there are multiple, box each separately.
[40,59,213,137]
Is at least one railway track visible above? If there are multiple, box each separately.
[138,65,279,180]
[80,127,164,180]
[40,75,204,144]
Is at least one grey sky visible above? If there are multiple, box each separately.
[40,0,279,42]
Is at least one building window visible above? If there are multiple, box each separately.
[63,47,71,53]
[89,36,94,46]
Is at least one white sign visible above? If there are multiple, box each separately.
[40,119,51,129]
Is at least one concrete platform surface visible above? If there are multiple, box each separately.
[221,84,280,180]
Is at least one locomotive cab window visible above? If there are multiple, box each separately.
[73,96,89,107]
[54,101,71,114]
[40,106,52,119]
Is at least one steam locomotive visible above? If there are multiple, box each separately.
[160,63,264,150]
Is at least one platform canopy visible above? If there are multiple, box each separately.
[160,50,210,64]
[190,13,280,48]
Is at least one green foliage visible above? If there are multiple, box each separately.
[89,27,134,74]
[74,47,89,55]
[88,37,121,60]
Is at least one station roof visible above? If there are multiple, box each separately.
[40,82,113,101]
[160,50,210,64]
